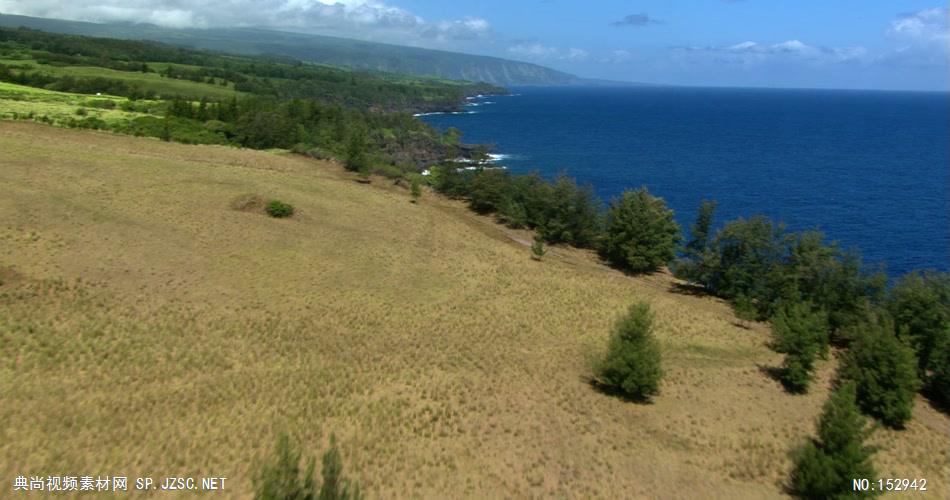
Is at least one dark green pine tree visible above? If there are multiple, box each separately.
[887,271,950,384]
[840,314,921,429]
[319,435,362,500]
[771,301,829,393]
[254,434,363,500]
[602,187,681,274]
[675,199,717,284]
[409,177,422,203]
[789,382,878,499]
[594,302,663,401]
[253,434,316,500]
[928,334,950,405]
[530,235,547,261]
[344,130,369,173]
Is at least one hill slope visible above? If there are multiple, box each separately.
[0,13,577,86]
[1,121,947,497]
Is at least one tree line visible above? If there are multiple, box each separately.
[432,165,946,498]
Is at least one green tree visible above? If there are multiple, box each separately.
[594,302,663,401]
[530,235,546,261]
[928,333,950,405]
[254,434,362,500]
[675,199,717,283]
[840,314,921,428]
[602,187,681,273]
[537,175,602,248]
[511,172,554,229]
[733,293,759,326]
[159,119,172,142]
[318,435,362,500]
[254,434,316,500]
[808,250,886,345]
[344,129,369,173]
[442,127,462,146]
[467,168,511,214]
[701,215,792,317]
[887,271,950,384]
[789,382,877,499]
[266,200,295,218]
[410,177,422,203]
[772,301,829,393]
[498,197,528,228]
[686,199,717,257]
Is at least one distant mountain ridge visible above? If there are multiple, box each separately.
[0,13,578,86]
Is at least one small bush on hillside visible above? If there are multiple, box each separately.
[410,177,422,203]
[601,187,680,274]
[530,235,546,261]
[266,200,295,218]
[254,434,363,500]
[840,313,921,428]
[771,301,829,393]
[593,302,663,401]
[789,382,877,499]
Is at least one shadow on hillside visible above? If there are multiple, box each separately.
[585,377,656,405]
[922,389,950,416]
[757,363,807,395]
[668,282,711,298]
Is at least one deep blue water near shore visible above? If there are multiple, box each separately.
[421,86,949,278]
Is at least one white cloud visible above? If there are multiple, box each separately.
[679,39,868,65]
[880,7,949,68]
[0,0,491,44]
[423,17,491,41]
[599,49,633,64]
[563,48,589,61]
[887,7,949,45]
[507,42,559,58]
[506,42,588,61]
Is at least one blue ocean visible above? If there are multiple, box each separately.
[421,86,949,277]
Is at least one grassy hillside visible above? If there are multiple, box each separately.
[1,121,947,498]
[0,57,242,100]
[0,13,576,86]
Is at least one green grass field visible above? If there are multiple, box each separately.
[1,57,242,99]
[0,81,156,125]
[1,121,947,498]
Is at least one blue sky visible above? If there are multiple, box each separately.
[399,0,949,90]
[2,0,947,90]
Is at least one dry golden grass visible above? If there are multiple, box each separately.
[1,121,947,498]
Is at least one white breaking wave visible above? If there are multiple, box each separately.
[413,111,476,117]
